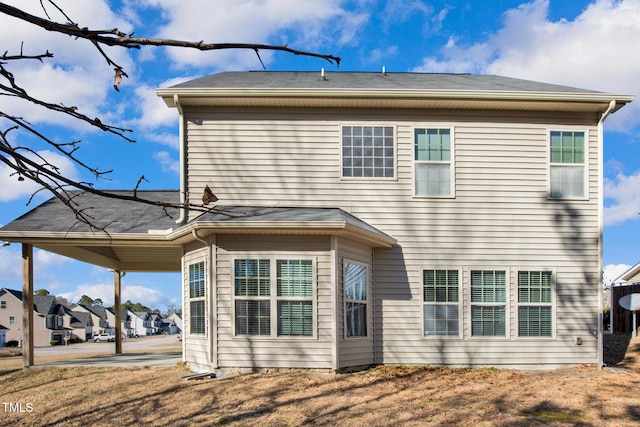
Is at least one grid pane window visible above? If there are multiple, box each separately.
[235,300,270,336]
[277,260,313,336]
[518,271,553,337]
[279,301,313,336]
[471,306,506,336]
[342,126,394,178]
[423,269,460,337]
[234,259,270,296]
[345,262,368,337]
[234,258,315,337]
[190,300,205,334]
[471,270,506,337]
[188,262,206,335]
[189,262,205,298]
[550,131,586,198]
[414,128,453,197]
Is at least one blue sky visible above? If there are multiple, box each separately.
[1,0,639,310]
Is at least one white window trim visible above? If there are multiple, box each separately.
[468,267,511,340]
[231,256,318,340]
[339,123,398,181]
[187,259,207,336]
[547,128,589,201]
[516,269,557,339]
[421,267,462,339]
[343,259,371,340]
[412,125,456,199]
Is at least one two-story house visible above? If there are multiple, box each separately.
[0,71,632,372]
[0,288,70,346]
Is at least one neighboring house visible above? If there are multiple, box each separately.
[166,312,182,335]
[0,72,632,371]
[0,324,7,347]
[65,310,93,341]
[143,312,163,335]
[72,304,110,337]
[126,311,147,337]
[0,288,71,346]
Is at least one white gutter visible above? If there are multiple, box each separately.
[157,87,634,106]
[597,100,616,369]
[175,94,187,225]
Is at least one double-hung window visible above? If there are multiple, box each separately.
[423,269,460,337]
[518,271,553,337]
[414,128,453,197]
[471,270,507,337]
[234,258,315,337]
[342,125,395,178]
[0,301,5,309]
[344,261,368,338]
[188,261,206,335]
[549,130,586,198]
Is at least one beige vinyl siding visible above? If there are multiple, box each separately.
[185,107,601,367]
[214,234,334,369]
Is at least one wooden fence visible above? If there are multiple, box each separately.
[611,283,640,334]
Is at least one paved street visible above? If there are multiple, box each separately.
[34,334,183,367]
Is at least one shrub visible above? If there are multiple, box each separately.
[50,340,59,346]
[5,340,19,347]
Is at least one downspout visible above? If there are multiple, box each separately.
[175,94,187,225]
[597,100,616,369]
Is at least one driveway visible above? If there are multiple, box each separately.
[35,334,183,367]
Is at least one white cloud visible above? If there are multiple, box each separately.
[412,0,640,131]
[153,151,180,174]
[0,150,81,202]
[603,263,632,287]
[59,283,172,309]
[142,0,367,70]
[0,248,22,286]
[604,170,640,225]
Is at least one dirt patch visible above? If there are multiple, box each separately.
[1,336,639,426]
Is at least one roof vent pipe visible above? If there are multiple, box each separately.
[382,66,386,75]
[321,68,326,81]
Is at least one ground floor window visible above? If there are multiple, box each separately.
[471,270,507,337]
[423,269,460,336]
[344,261,368,338]
[188,261,206,335]
[234,258,315,337]
[420,268,556,339]
[518,271,554,337]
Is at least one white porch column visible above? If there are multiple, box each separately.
[114,270,123,354]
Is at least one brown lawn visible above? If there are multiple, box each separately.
[1,335,639,426]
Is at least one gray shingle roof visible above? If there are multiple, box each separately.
[191,206,392,239]
[169,71,601,94]
[0,190,180,234]
[0,192,393,243]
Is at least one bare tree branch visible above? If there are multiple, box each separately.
[0,1,340,232]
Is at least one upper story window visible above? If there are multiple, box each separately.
[414,128,454,197]
[0,301,5,309]
[341,125,395,178]
[549,130,587,199]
